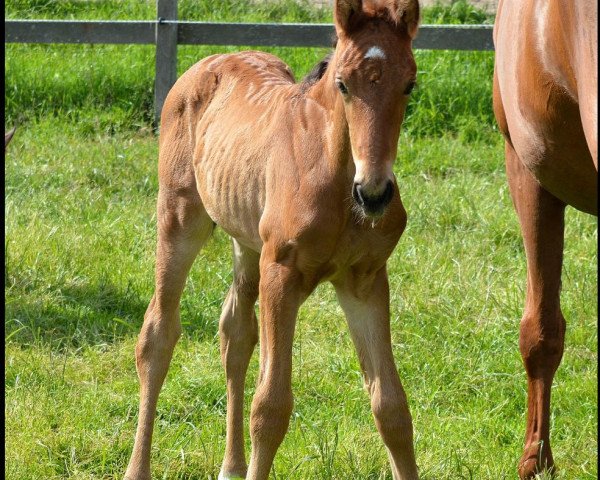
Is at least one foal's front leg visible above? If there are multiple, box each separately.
[334,266,419,480]
[246,246,305,480]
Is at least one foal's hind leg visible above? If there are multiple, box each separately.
[125,183,214,479]
[219,240,260,479]
[505,143,567,479]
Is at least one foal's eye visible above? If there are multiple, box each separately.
[336,80,349,95]
[404,81,417,95]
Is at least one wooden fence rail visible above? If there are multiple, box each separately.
[5,0,494,126]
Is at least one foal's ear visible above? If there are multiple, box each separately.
[392,0,420,39]
[334,0,362,34]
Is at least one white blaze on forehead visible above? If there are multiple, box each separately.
[364,46,386,60]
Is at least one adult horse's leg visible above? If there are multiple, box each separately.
[334,267,418,480]
[219,240,260,479]
[505,142,567,479]
[125,140,215,480]
[246,244,304,480]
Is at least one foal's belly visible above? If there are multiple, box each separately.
[190,59,298,251]
[193,120,267,252]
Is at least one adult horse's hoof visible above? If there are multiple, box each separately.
[518,446,555,479]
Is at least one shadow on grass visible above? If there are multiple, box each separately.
[6,279,147,349]
[5,276,220,350]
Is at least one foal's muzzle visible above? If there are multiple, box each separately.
[352,180,394,217]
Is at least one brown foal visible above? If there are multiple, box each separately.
[124,1,421,479]
[493,0,597,478]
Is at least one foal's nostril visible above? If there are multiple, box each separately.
[352,183,365,206]
[381,180,394,206]
[352,180,394,216]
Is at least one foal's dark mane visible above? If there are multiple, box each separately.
[304,54,333,84]
[298,52,333,94]
[298,35,337,94]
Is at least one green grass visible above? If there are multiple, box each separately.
[5,1,597,479]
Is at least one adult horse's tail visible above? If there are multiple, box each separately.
[573,0,598,167]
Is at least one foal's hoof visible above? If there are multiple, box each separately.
[518,445,555,479]
[218,472,245,480]
[123,467,151,480]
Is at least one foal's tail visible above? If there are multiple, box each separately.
[159,54,223,147]
[155,55,225,229]
[5,127,16,150]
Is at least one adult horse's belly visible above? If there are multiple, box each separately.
[508,108,598,215]
[495,0,598,215]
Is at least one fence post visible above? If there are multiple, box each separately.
[154,0,178,128]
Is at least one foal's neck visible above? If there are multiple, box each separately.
[305,61,352,175]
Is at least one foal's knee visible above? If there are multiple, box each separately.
[519,312,566,377]
[371,388,414,449]
[250,383,293,443]
[219,289,259,363]
[219,305,258,349]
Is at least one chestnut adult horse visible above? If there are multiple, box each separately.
[493,0,597,478]
[124,1,421,479]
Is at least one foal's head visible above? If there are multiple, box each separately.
[333,0,419,218]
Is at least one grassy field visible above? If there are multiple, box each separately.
[5,1,597,479]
